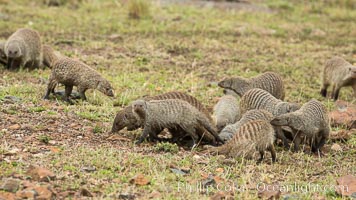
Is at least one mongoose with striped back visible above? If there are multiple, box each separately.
[239,88,300,148]
[4,28,42,70]
[218,72,285,100]
[213,95,240,132]
[131,99,224,146]
[219,109,273,142]
[208,119,276,163]
[271,99,330,154]
[43,56,114,103]
[111,91,218,144]
[320,56,356,100]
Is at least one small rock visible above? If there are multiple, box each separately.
[0,178,20,192]
[210,191,227,200]
[329,100,356,129]
[77,188,94,197]
[8,124,21,130]
[81,166,96,173]
[331,143,342,152]
[26,165,56,182]
[33,186,55,200]
[3,96,21,104]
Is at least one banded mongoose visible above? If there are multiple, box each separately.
[271,99,330,154]
[42,45,61,69]
[131,99,224,146]
[239,88,300,148]
[213,95,240,132]
[219,109,273,142]
[320,56,356,100]
[218,72,285,100]
[4,28,42,70]
[209,119,276,163]
[0,41,6,66]
[43,56,114,103]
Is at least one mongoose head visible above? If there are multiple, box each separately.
[132,100,148,119]
[270,114,290,126]
[111,107,142,132]
[97,80,114,97]
[216,119,229,133]
[5,41,22,59]
[218,77,250,96]
[271,113,304,130]
[287,103,301,112]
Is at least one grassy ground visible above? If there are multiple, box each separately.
[0,0,355,199]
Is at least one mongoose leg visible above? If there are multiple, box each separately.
[275,127,290,149]
[320,84,328,97]
[44,78,57,99]
[269,145,277,162]
[63,85,73,104]
[333,86,341,101]
[182,126,199,148]
[136,126,152,144]
[78,86,87,101]
[315,129,329,154]
[257,151,265,164]
[352,84,356,97]
[293,133,302,152]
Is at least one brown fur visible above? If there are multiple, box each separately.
[209,119,276,163]
[320,56,356,100]
[132,99,224,146]
[271,99,330,154]
[218,72,285,100]
[4,28,42,70]
[43,56,114,103]
[111,91,217,144]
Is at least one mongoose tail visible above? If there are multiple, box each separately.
[198,116,224,144]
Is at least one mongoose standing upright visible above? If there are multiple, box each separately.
[320,56,356,100]
[218,72,285,100]
[239,88,300,148]
[4,28,42,70]
[43,56,114,103]
[213,95,240,132]
[219,109,273,142]
[0,41,6,66]
[132,99,224,146]
[271,99,330,154]
[209,119,276,163]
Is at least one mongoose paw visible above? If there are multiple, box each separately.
[135,138,144,145]
[43,95,50,100]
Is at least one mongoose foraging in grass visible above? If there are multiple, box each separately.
[209,119,276,163]
[240,88,300,148]
[219,109,273,142]
[271,99,330,154]
[4,28,42,70]
[0,41,6,66]
[213,95,240,132]
[111,91,217,144]
[43,56,114,103]
[218,72,285,100]
[112,91,213,132]
[320,56,356,100]
[132,99,224,146]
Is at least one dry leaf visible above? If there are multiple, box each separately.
[336,175,356,197]
[130,174,150,186]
